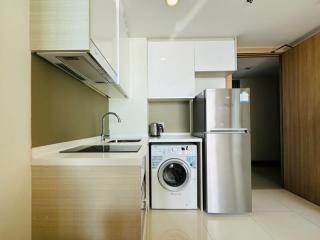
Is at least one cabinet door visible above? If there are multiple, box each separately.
[195,39,237,72]
[148,41,195,99]
[32,166,141,240]
[90,0,118,77]
[118,0,130,94]
[30,0,90,51]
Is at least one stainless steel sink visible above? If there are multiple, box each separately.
[108,139,141,143]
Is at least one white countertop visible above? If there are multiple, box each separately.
[32,134,202,167]
[149,134,202,143]
[32,137,148,167]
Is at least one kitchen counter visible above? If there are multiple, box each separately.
[32,137,149,240]
[32,135,202,167]
[149,134,202,143]
[32,137,148,167]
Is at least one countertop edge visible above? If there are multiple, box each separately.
[32,137,148,167]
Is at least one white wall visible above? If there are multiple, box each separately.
[109,38,148,138]
[0,1,31,239]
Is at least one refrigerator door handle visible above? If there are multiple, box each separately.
[209,128,248,134]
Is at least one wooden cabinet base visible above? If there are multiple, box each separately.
[32,166,141,240]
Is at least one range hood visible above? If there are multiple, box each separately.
[30,0,130,98]
[37,41,127,98]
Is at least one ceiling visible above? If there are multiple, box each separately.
[122,0,320,48]
[233,57,279,79]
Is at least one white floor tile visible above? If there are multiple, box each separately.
[268,190,318,210]
[203,214,273,240]
[260,189,320,226]
[252,189,290,212]
[148,210,213,240]
[147,173,320,240]
[252,212,320,240]
[296,206,320,227]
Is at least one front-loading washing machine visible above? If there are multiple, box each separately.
[150,143,197,209]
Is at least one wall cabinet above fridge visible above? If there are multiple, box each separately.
[195,39,237,72]
[148,41,195,99]
[30,0,129,98]
[147,38,237,100]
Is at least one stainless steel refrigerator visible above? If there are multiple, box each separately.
[193,89,252,214]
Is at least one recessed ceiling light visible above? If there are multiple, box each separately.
[166,0,179,7]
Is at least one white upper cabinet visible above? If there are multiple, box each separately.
[148,41,195,99]
[30,0,90,51]
[195,39,237,72]
[94,0,130,96]
[117,1,130,95]
[90,0,118,78]
[147,39,237,99]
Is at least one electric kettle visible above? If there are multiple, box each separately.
[149,123,164,137]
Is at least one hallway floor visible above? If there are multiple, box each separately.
[147,167,320,240]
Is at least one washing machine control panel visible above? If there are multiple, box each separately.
[186,156,197,168]
[151,144,197,169]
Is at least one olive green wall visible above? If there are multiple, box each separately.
[240,77,280,161]
[32,54,108,147]
[148,101,190,133]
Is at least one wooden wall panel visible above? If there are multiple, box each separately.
[282,33,320,205]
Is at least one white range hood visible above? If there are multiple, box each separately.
[37,41,127,98]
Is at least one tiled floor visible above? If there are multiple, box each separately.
[147,167,320,240]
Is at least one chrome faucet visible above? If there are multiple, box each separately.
[101,112,121,141]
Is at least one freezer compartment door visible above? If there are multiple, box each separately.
[205,89,250,131]
[204,132,251,213]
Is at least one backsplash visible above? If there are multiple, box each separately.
[148,101,191,133]
[31,54,108,147]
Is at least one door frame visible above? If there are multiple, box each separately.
[236,51,284,187]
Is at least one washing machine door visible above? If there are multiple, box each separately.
[158,159,191,192]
